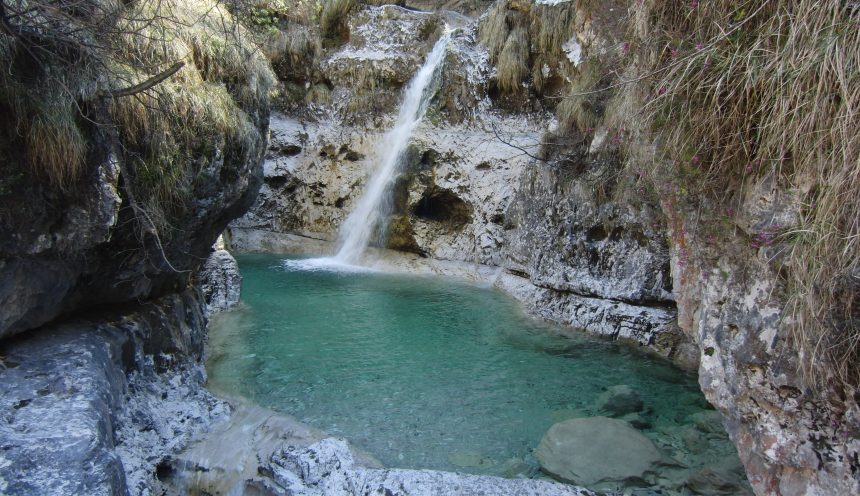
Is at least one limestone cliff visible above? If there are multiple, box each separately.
[230,1,859,494]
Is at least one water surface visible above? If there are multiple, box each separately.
[207,254,747,493]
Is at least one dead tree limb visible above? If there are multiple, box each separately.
[102,61,185,98]
[490,122,547,162]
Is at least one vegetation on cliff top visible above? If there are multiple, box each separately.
[631,0,859,390]
[0,0,274,228]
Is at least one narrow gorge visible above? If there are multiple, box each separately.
[0,1,857,495]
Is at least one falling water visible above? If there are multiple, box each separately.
[334,31,451,264]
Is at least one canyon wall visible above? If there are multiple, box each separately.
[230,1,859,494]
[0,1,271,493]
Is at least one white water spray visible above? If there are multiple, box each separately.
[333,31,451,264]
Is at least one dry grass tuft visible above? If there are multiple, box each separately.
[262,23,322,80]
[26,99,88,187]
[479,0,581,96]
[478,0,512,61]
[495,26,530,93]
[320,0,357,44]
[637,0,860,389]
[530,2,576,55]
[556,57,606,133]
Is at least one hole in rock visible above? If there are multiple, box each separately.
[412,187,472,229]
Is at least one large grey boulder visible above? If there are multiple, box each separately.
[535,417,668,488]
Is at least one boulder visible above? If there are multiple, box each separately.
[535,416,667,487]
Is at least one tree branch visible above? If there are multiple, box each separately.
[102,61,185,98]
[490,122,547,162]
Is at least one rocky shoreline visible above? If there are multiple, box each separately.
[0,247,601,495]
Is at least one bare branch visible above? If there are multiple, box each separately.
[102,61,185,98]
[490,122,547,162]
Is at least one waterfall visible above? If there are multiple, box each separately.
[333,31,451,264]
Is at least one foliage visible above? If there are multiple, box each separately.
[555,57,607,133]
[0,0,274,229]
[478,0,580,97]
[320,0,356,44]
[635,0,860,389]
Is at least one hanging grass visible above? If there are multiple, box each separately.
[555,57,607,133]
[0,0,274,228]
[320,0,357,44]
[478,0,581,96]
[635,0,860,390]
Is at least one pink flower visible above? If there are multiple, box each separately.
[658,86,668,95]
[690,0,699,7]
[745,163,753,173]
[671,48,679,58]
[695,42,705,50]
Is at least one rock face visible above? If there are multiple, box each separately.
[0,290,228,496]
[0,117,266,340]
[254,438,596,496]
[198,238,243,316]
[535,417,668,489]
[671,220,860,495]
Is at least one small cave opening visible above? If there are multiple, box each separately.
[412,188,472,229]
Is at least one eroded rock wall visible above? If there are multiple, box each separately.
[0,290,228,496]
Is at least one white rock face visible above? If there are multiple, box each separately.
[199,238,242,316]
[258,438,596,496]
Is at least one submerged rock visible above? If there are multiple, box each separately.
[535,416,668,488]
[684,467,750,495]
[164,402,379,495]
[594,384,644,417]
[447,451,498,469]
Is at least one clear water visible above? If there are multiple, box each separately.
[207,254,748,493]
